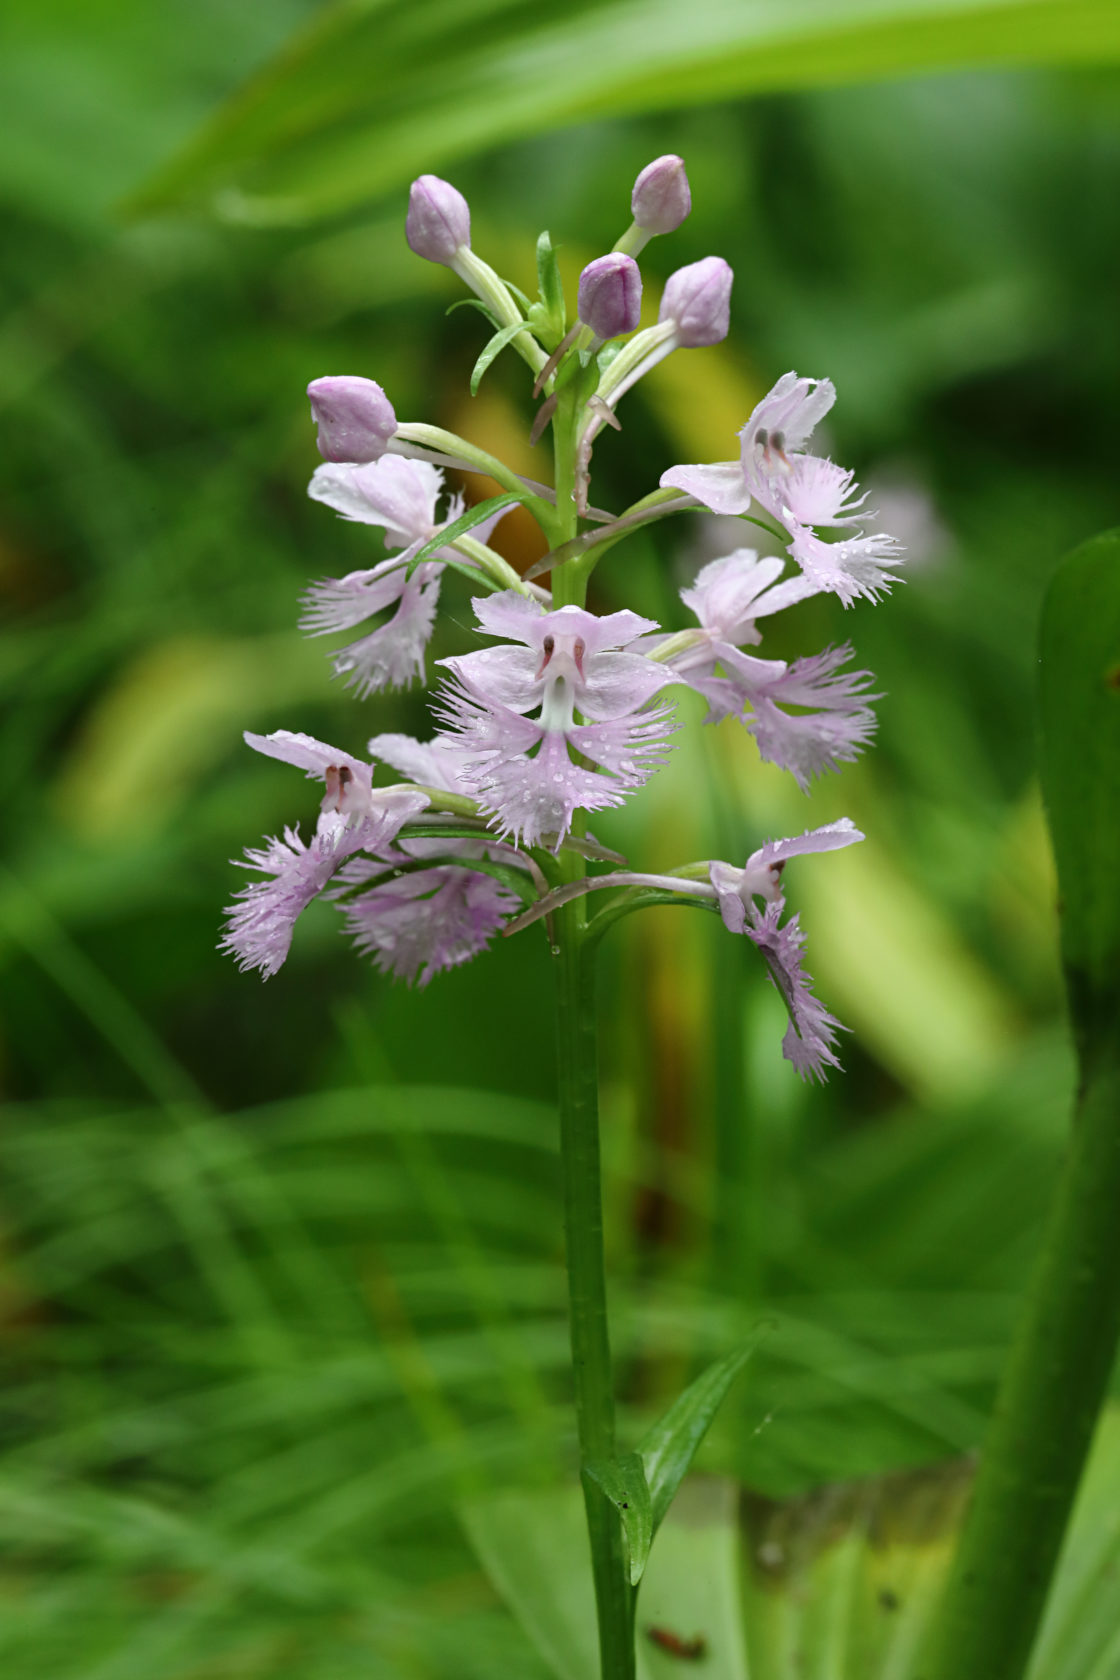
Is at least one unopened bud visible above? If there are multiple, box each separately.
[659,256,732,348]
[631,154,691,235]
[307,376,397,464]
[577,253,642,341]
[406,174,471,266]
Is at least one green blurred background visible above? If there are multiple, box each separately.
[1,2,1118,1675]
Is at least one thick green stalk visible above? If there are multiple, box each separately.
[926,535,1120,1680]
[550,390,635,1678]
[553,897,635,1679]
[924,1058,1120,1680]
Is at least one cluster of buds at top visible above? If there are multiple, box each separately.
[223,154,906,1080]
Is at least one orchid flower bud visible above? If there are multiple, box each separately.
[307,376,398,464]
[406,174,471,266]
[659,256,732,348]
[577,253,642,341]
[631,154,691,235]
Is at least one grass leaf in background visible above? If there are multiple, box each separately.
[1037,528,1120,1069]
[921,529,1120,1680]
[127,0,1120,222]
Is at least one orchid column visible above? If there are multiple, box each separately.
[221,155,901,1678]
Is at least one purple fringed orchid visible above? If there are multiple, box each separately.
[661,549,880,789]
[328,732,526,987]
[707,822,863,1080]
[438,593,676,848]
[504,820,863,1080]
[303,456,510,694]
[661,371,904,605]
[220,731,428,978]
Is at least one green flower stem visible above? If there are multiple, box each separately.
[393,422,552,518]
[452,532,532,595]
[553,892,635,1680]
[550,394,635,1679]
[925,1056,1120,1680]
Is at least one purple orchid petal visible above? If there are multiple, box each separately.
[739,372,836,466]
[441,645,542,715]
[569,705,677,781]
[747,819,865,873]
[328,573,441,696]
[244,729,373,797]
[472,730,629,849]
[749,700,876,787]
[299,558,415,636]
[791,529,905,604]
[221,821,347,979]
[337,864,518,986]
[221,786,427,979]
[747,901,846,1081]
[471,595,657,656]
[658,460,751,515]
[681,550,787,642]
[744,647,879,787]
[779,456,868,528]
[308,456,443,546]
[436,681,543,760]
[470,590,547,643]
[576,651,675,719]
[369,731,480,793]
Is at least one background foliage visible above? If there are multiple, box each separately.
[1,2,1118,1674]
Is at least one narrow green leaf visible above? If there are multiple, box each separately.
[585,1452,654,1586]
[535,231,566,337]
[447,296,499,325]
[1037,528,1120,1071]
[639,1336,763,1535]
[470,321,528,395]
[127,2,1120,222]
[403,493,524,579]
